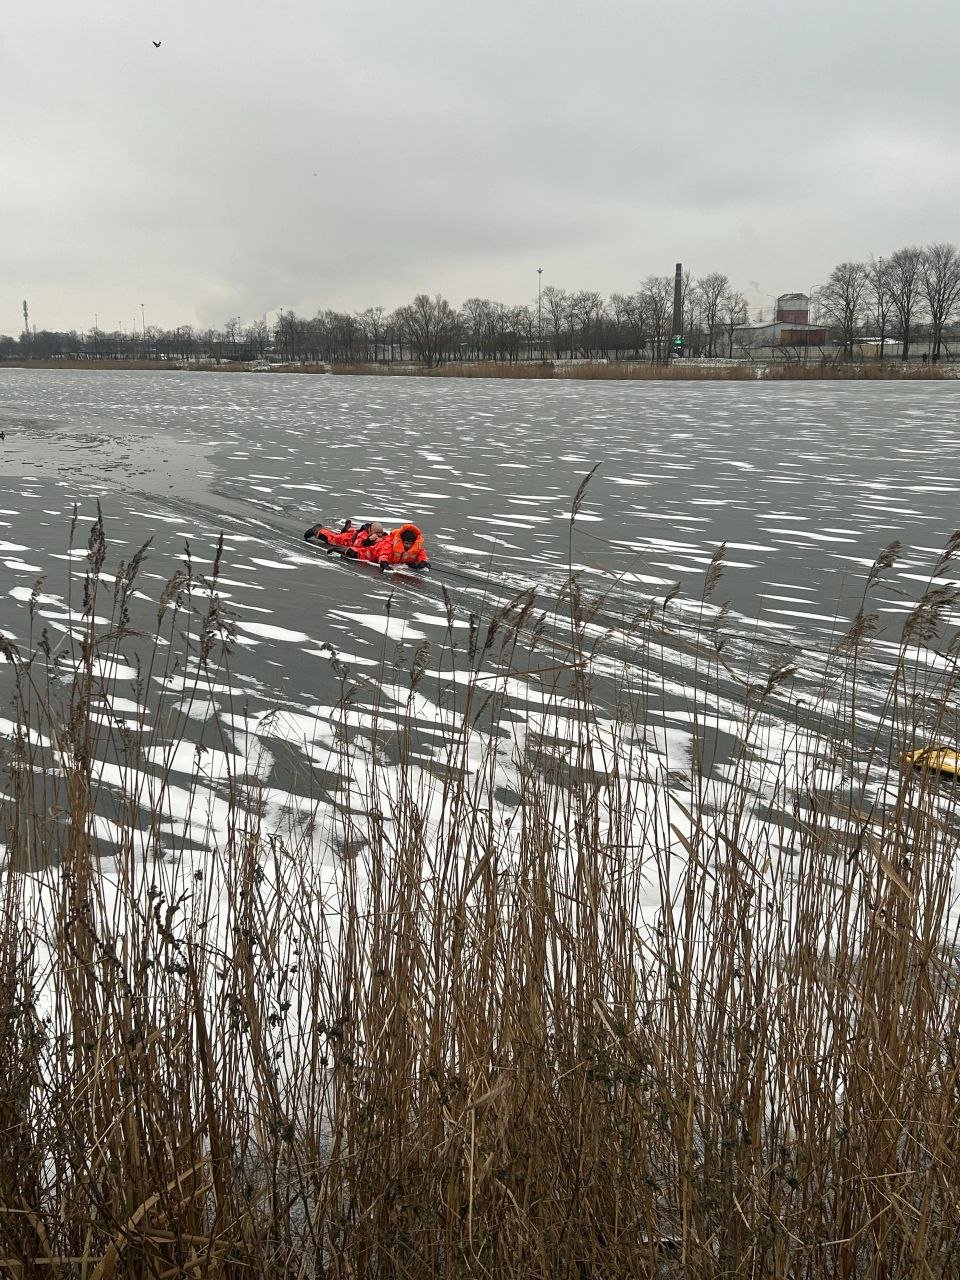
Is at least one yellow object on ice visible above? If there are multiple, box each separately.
[901,745,960,776]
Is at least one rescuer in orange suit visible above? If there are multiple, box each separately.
[347,522,430,569]
[304,519,386,550]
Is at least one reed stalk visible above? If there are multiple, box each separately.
[0,513,958,1277]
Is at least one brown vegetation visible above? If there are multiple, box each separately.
[329,358,956,381]
[4,356,956,381]
[0,358,252,373]
[0,514,959,1275]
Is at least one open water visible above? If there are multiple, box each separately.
[0,368,958,860]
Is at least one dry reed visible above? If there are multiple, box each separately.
[0,511,959,1277]
[6,358,955,381]
[329,359,956,382]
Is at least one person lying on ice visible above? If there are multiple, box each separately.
[304,519,385,550]
[344,522,430,569]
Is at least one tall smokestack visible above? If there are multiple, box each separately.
[670,264,683,357]
[22,300,29,336]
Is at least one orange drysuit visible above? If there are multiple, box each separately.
[355,523,429,568]
[305,520,371,549]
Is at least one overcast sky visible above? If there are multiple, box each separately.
[4,0,958,333]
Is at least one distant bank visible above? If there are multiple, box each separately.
[2,357,957,381]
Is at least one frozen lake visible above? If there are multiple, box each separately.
[0,368,958,859]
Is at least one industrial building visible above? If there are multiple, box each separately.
[734,293,828,355]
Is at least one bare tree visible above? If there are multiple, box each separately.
[641,275,672,363]
[244,319,269,358]
[566,294,581,359]
[385,309,406,362]
[542,286,568,358]
[461,298,493,361]
[719,289,749,357]
[223,316,242,362]
[921,242,960,361]
[571,290,605,357]
[887,246,926,360]
[513,304,535,361]
[697,272,729,357]
[679,268,698,354]
[488,303,511,360]
[358,307,386,362]
[608,293,632,360]
[865,256,893,360]
[818,261,867,360]
[623,292,647,359]
[401,294,456,367]
[273,310,300,363]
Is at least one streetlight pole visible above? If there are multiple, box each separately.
[141,303,146,341]
[537,267,543,362]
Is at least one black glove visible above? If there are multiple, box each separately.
[343,547,359,559]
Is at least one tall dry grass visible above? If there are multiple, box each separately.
[6,357,955,381]
[329,359,957,382]
[330,360,556,379]
[1,510,959,1276]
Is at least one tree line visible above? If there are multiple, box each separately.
[817,244,960,360]
[4,244,960,368]
[0,275,749,367]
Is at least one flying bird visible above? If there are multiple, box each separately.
[152,40,161,48]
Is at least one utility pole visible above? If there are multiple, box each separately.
[670,263,683,360]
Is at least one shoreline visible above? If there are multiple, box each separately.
[1,357,957,381]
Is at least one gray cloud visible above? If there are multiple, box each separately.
[4,0,958,332]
